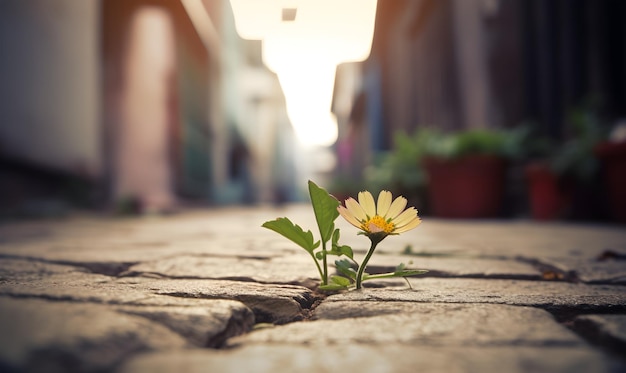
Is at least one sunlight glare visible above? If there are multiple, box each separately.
[228,0,378,147]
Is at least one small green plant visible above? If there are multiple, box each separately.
[365,129,432,192]
[364,129,436,211]
[262,181,427,291]
[423,127,530,160]
[365,127,528,203]
[550,108,608,183]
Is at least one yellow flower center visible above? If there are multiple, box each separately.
[362,215,395,234]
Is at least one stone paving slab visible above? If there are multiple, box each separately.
[235,303,582,347]
[375,219,626,258]
[0,211,294,268]
[0,297,188,373]
[0,268,317,325]
[327,278,626,314]
[573,315,626,355]
[0,258,82,280]
[117,345,620,373]
[144,278,319,324]
[535,256,626,285]
[125,254,319,284]
[0,236,295,277]
[362,253,543,280]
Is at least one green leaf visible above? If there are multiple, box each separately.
[335,259,358,280]
[395,269,429,277]
[339,245,353,258]
[328,228,354,259]
[328,244,353,258]
[319,275,351,291]
[262,218,320,253]
[332,228,340,246]
[308,180,340,243]
[393,263,427,277]
[330,275,351,287]
[363,269,428,281]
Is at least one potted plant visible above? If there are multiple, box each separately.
[594,121,626,223]
[421,127,527,218]
[525,107,608,221]
[524,131,574,221]
[364,129,432,212]
[524,160,570,220]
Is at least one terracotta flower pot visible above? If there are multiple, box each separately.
[525,162,570,220]
[595,140,626,223]
[423,155,506,218]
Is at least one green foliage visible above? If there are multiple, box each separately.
[262,218,320,253]
[365,129,432,193]
[422,127,530,160]
[262,180,351,287]
[549,107,608,183]
[308,180,340,242]
[319,275,352,291]
[333,257,428,290]
[360,263,429,290]
[335,259,358,280]
[525,104,609,183]
[365,127,529,197]
[330,228,354,259]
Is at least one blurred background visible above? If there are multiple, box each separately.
[0,0,625,222]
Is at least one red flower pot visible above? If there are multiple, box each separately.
[423,155,506,218]
[595,140,626,223]
[525,163,570,220]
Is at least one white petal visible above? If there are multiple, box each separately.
[393,207,418,227]
[345,198,367,222]
[338,205,362,228]
[394,217,422,233]
[358,191,376,218]
[377,190,392,217]
[386,196,408,219]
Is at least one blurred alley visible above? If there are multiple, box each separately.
[0,0,625,223]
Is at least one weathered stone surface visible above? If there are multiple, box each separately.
[326,278,626,313]
[368,219,626,260]
[360,254,542,280]
[2,207,626,372]
[0,258,81,282]
[0,270,318,325]
[117,302,255,348]
[118,345,621,373]
[235,303,581,347]
[125,254,319,284]
[0,210,299,268]
[148,278,320,324]
[573,314,626,355]
[0,270,155,304]
[535,257,626,285]
[0,297,187,373]
[0,296,254,370]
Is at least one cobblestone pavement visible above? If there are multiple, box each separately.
[0,205,625,372]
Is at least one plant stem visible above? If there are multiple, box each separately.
[309,251,324,284]
[355,240,379,289]
[321,240,328,285]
